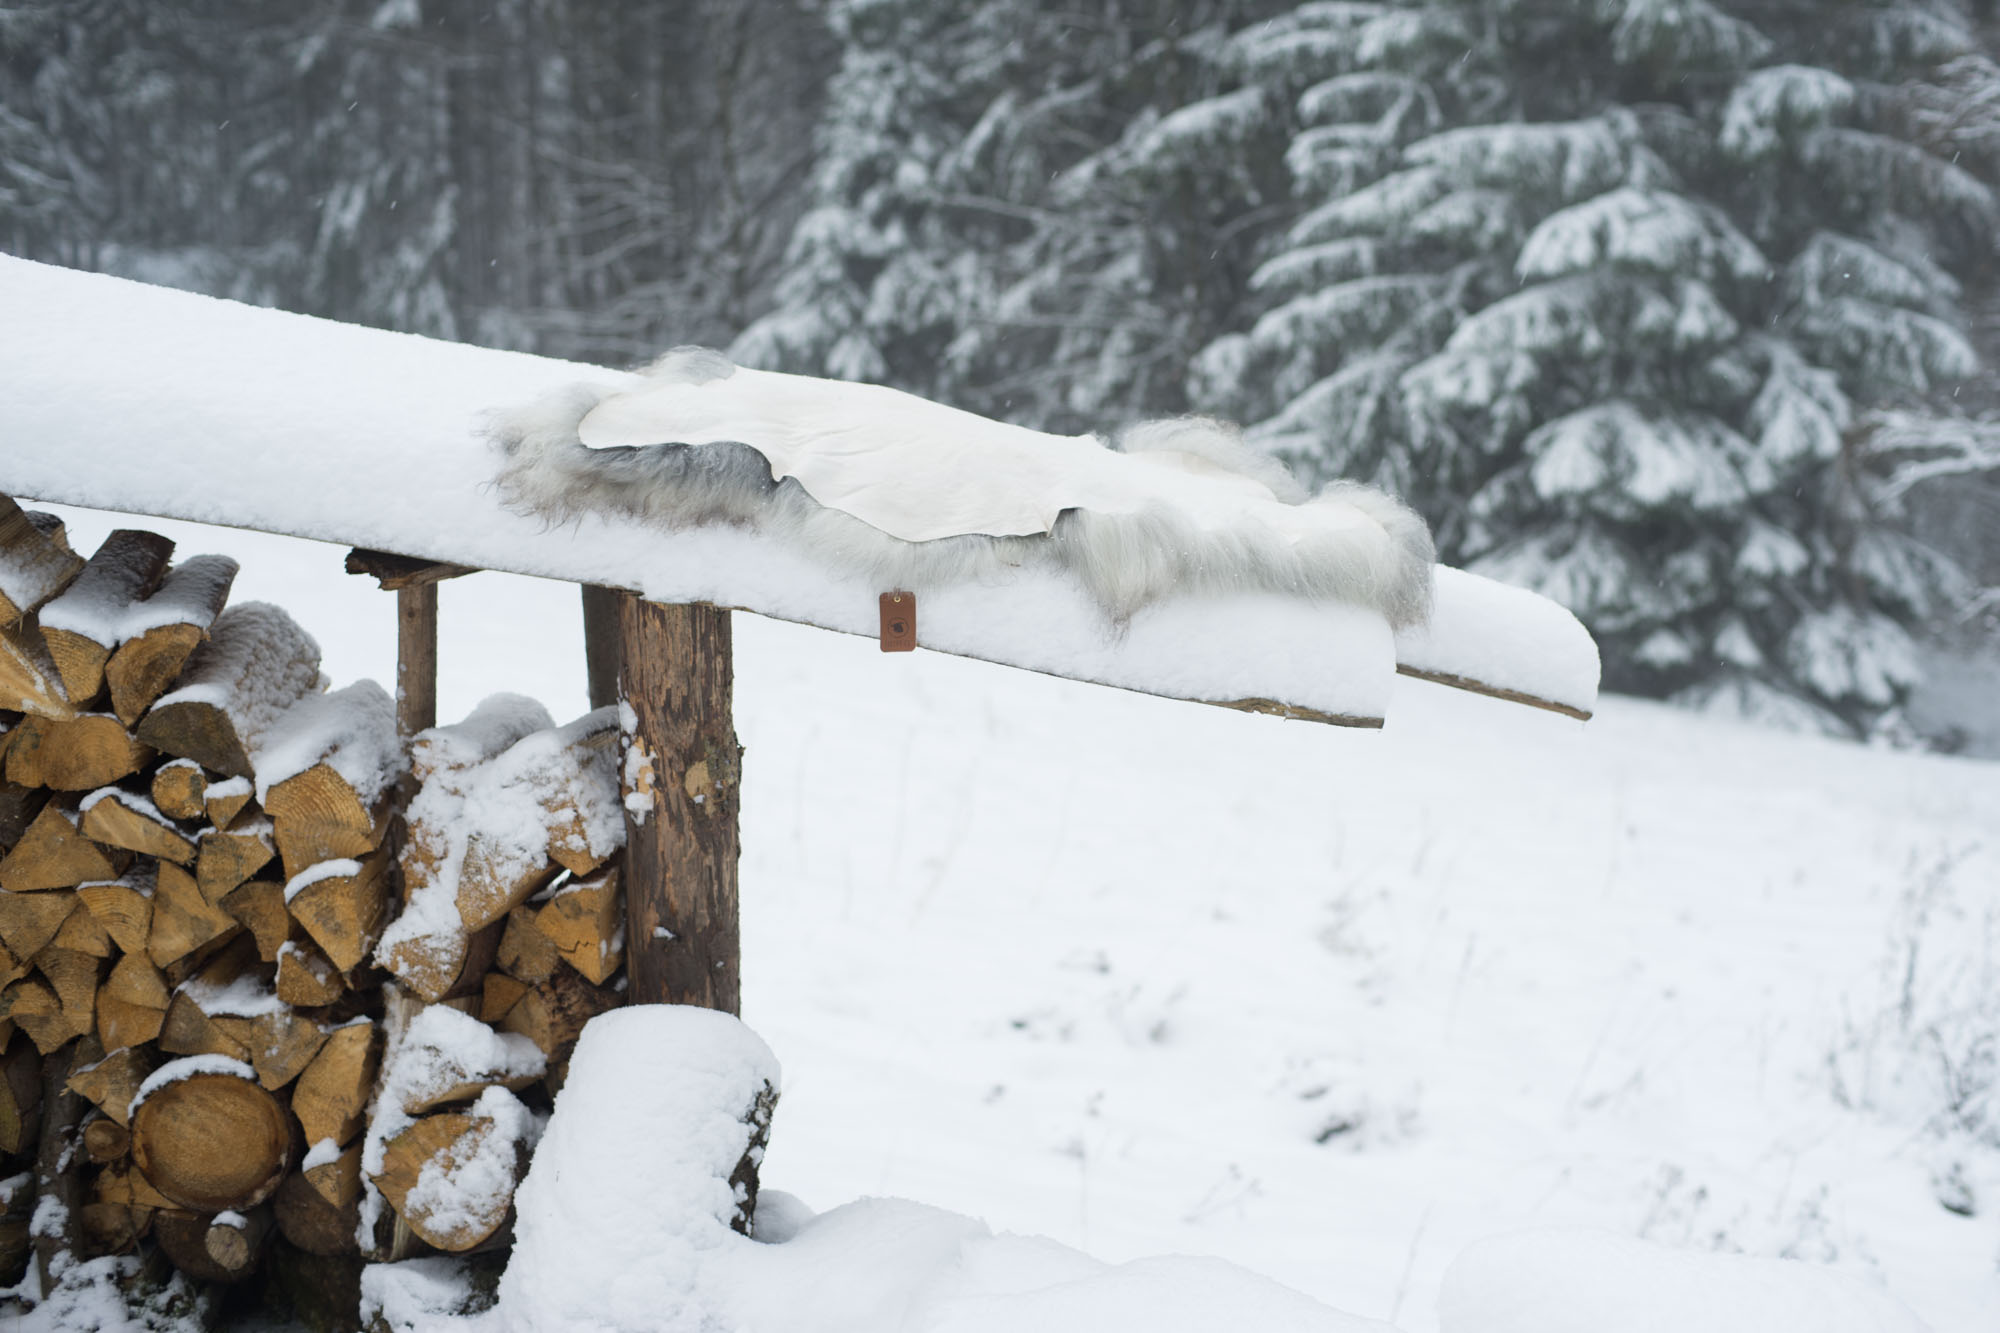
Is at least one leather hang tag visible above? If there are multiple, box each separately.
[879,591,916,652]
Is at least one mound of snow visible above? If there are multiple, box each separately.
[449,1005,1399,1333]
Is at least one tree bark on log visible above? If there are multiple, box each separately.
[0,493,83,627]
[273,1163,361,1258]
[616,596,741,1013]
[0,1032,41,1155]
[32,1038,90,1291]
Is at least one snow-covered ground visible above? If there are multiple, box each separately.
[36,504,2000,1330]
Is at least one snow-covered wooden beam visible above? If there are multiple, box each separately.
[0,255,1597,728]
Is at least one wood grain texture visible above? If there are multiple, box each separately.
[76,876,153,960]
[534,864,622,985]
[266,762,391,880]
[287,840,392,972]
[0,805,127,892]
[202,1204,271,1276]
[80,795,196,867]
[148,862,239,969]
[197,823,275,902]
[105,623,205,728]
[0,888,75,959]
[274,1157,360,1257]
[83,1116,131,1163]
[131,1069,291,1212]
[617,595,740,1013]
[150,761,207,822]
[105,555,235,727]
[0,617,75,721]
[292,1019,377,1148]
[275,940,345,1009]
[5,714,153,791]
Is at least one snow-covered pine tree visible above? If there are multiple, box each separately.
[733,0,1294,433]
[1203,0,1995,735]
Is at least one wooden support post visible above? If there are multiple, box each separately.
[581,585,622,711]
[397,584,438,739]
[617,596,741,1014]
[346,548,469,739]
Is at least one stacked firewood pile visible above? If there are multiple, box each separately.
[0,498,631,1323]
[365,693,624,1256]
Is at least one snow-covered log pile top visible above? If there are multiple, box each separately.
[0,255,1597,726]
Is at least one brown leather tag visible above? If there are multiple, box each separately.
[879,591,916,652]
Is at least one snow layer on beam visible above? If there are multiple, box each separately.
[0,255,1592,723]
[1396,567,1601,718]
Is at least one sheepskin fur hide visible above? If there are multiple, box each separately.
[489,348,1435,627]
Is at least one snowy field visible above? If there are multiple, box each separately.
[35,503,2000,1330]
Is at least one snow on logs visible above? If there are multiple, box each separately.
[38,529,176,707]
[0,514,395,1289]
[379,696,623,1003]
[135,602,320,779]
[494,1007,779,1329]
[0,513,637,1301]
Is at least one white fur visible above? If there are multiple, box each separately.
[489,349,1434,627]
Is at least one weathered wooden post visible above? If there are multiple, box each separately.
[344,549,469,738]
[396,582,438,738]
[580,585,621,711]
[616,596,742,1014]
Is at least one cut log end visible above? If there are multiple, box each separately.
[268,762,391,881]
[287,844,392,974]
[131,1068,292,1212]
[6,713,152,791]
[0,804,129,893]
[83,1116,131,1163]
[135,699,251,779]
[534,864,623,985]
[292,1020,378,1149]
[106,623,205,729]
[151,761,208,822]
[373,1112,521,1253]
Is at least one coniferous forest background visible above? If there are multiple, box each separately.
[4,0,1998,740]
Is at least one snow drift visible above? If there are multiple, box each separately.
[365,1006,1936,1333]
